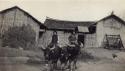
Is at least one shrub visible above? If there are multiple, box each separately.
[2,24,36,49]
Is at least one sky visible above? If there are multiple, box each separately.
[0,0,125,23]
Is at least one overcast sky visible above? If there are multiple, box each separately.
[0,0,125,23]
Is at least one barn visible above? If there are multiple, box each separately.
[39,17,96,48]
[40,13,125,49]
[0,6,46,46]
[96,13,125,49]
[1,6,125,49]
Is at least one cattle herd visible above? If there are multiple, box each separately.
[41,43,81,71]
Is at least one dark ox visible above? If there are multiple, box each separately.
[41,43,81,71]
[59,46,69,70]
[41,47,50,62]
[66,43,81,70]
[41,44,61,70]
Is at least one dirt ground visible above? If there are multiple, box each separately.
[0,47,125,71]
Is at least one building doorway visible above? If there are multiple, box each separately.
[78,34,85,45]
[102,34,124,49]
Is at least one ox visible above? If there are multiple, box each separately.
[41,42,82,71]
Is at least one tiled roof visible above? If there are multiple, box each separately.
[44,17,95,31]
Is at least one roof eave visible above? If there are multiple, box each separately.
[0,6,46,28]
[97,14,125,25]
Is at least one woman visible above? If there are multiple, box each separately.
[52,31,58,44]
[48,31,58,49]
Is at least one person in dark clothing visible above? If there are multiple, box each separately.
[48,31,58,48]
[52,31,58,44]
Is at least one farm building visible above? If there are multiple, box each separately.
[0,6,46,45]
[40,13,125,49]
[0,6,125,49]
[39,17,96,48]
[96,13,125,49]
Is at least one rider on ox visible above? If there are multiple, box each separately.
[67,31,81,70]
[47,31,61,70]
[68,31,78,46]
[48,31,58,48]
[52,31,58,44]
[41,31,61,71]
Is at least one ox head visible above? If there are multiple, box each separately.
[40,46,50,61]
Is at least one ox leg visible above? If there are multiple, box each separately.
[53,62,57,70]
[60,61,66,70]
[49,62,53,71]
[55,60,58,69]
[68,60,73,71]
[64,61,68,69]
[54,60,59,70]
[50,61,55,71]
[61,63,64,71]
[74,59,77,69]
[68,60,71,69]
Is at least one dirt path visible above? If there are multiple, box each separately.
[0,64,43,71]
[0,61,125,71]
[76,60,125,71]
[0,47,125,71]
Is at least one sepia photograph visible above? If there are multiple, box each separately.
[0,0,125,71]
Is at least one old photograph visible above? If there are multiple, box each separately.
[0,0,125,71]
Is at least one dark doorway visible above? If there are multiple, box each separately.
[102,35,124,49]
[78,34,85,45]
[39,32,44,38]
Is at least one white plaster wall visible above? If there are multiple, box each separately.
[58,31,70,47]
[84,33,97,48]
[96,18,125,47]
